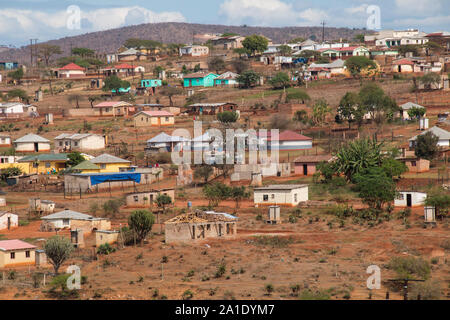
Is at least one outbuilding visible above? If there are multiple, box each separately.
[293,155,333,176]
[133,110,175,127]
[41,209,111,233]
[394,191,427,207]
[54,133,106,151]
[0,212,18,231]
[0,239,36,268]
[126,188,175,207]
[14,133,50,152]
[254,184,309,206]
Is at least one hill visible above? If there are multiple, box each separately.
[0,22,369,64]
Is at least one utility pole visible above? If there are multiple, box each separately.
[321,21,326,43]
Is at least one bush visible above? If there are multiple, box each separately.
[264,284,274,295]
[97,243,116,255]
[298,289,331,300]
[182,289,194,300]
[388,256,431,280]
[410,280,441,300]
[214,263,226,278]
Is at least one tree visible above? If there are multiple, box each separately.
[232,59,249,73]
[237,70,260,88]
[208,56,226,74]
[194,166,213,184]
[381,157,408,179]
[6,89,29,102]
[102,199,122,218]
[414,132,439,160]
[286,90,310,104]
[38,44,62,66]
[217,111,239,124]
[128,210,155,244]
[354,167,397,210]
[242,35,269,56]
[103,75,130,95]
[44,236,74,274]
[297,50,321,61]
[0,166,23,181]
[153,66,164,78]
[418,73,440,90]
[344,56,377,78]
[203,182,231,207]
[67,94,83,109]
[333,138,384,182]
[160,86,183,107]
[233,47,251,58]
[359,83,398,124]
[230,186,250,210]
[71,47,95,57]
[311,99,331,126]
[407,106,426,120]
[8,68,24,84]
[155,194,172,215]
[338,92,360,129]
[388,256,431,280]
[293,110,308,124]
[88,96,101,108]
[67,152,85,167]
[278,45,292,56]
[354,34,365,43]
[425,190,450,219]
[269,72,290,89]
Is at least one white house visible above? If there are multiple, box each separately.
[179,45,209,57]
[400,102,426,120]
[57,63,86,78]
[0,102,24,114]
[0,135,11,147]
[261,130,313,150]
[409,126,450,148]
[395,191,427,207]
[254,184,309,207]
[14,133,51,152]
[309,59,346,75]
[54,133,105,151]
[146,132,190,152]
[0,212,18,230]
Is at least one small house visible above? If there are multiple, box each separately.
[254,184,309,206]
[395,191,427,207]
[93,101,132,117]
[179,45,209,57]
[139,79,162,95]
[0,240,36,268]
[29,198,55,215]
[399,102,426,120]
[54,133,105,151]
[397,157,430,173]
[90,153,131,172]
[0,135,11,147]
[392,58,415,73]
[185,102,238,115]
[183,73,219,87]
[146,132,190,152]
[95,230,119,247]
[71,160,101,173]
[125,188,175,207]
[214,72,239,86]
[18,153,68,174]
[41,209,111,233]
[0,212,18,230]
[267,130,313,150]
[133,110,175,127]
[165,210,237,244]
[293,155,333,176]
[0,102,25,115]
[57,63,86,78]
[211,36,245,49]
[409,126,450,148]
[14,133,50,152]
[117,48,146,62]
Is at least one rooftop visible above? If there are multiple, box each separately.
[165,210,238,224]
[0,239,36,251]
[293,155,333,163]
[14,133,49,143]
[71,160,101,170]
[18,153,68,162]
[91,153,131,164]
[254,184,308,191]
[409,126,450,141]
[41,209,103,221]
[137,110,174,117]
[58,63,85,71]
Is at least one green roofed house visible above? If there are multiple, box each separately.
[71,160,101,174]
[18,153,68,174]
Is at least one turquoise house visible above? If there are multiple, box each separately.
[141,79,162,88]
[183,73,219,87]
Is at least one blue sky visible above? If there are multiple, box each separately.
[1,0,449,46]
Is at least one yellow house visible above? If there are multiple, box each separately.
[90,153,131,173]
[17,153,68,174]
[71,160,101,174]
[0,239,36,268]
[133,110,175,127]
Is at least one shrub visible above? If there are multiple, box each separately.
[264,284,274,295]
[182,289,194,300]
[388,256,431,280]
[97,243,115,255]
[410,280,441,300]
[214,263,226,278]
[298,289,330,300]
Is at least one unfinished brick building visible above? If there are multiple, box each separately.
[164,210,237,243]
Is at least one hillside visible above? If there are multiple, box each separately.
[0,22,370,64]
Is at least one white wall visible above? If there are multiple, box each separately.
[254,186,308,206]
[0,213,18,230]
[394,192,427,207]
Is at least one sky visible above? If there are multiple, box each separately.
[1,0,449,47]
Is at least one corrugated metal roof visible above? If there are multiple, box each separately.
[0,239,36,251]
[54,133,99,140]
[147,132,189,143]
[18,153,68,162]
[41,209,101,221]
[14,133,49,143]
[71,160,101,170]
[91,153,131,164]
[409,126,450,141]
[254,184,308,191]
[400,102,425,110]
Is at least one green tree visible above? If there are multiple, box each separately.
[424,190,450,219]
[418,73,440,90]
[381,157,408,179]
[103,75,130,95]
[128,210,155,244]
[217,111,239,124]
[0,166,23,181]
[8,68,24,84]
[6,89,29,102]
[71,47,95,57]
[208,56,226,74]
[414,132,439,160]
[194,166,213,184]
[278,45,292,55]
[67,152,85,167]
[153,66,164,78]
[269,72,290,89]
[344,56,377,78]
[407,106,426,120]
[237,70,260,88]
[38,44,62,66]
[233,47,251,58]
[354,167,397,210]
[388,256,431,280]
[44,236,74,274]
[311,99,331,126]
[286,90,310,104]
[338,92,360,129]
[203,182,231,207]
[242,35,269,56]
[230,186,250,209]
[359,83,398,124]
[155,194,172,215]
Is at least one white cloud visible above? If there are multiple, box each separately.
[0,6,186,44]
[395,0,442,15]
[219,0,327,26]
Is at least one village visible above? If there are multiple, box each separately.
[0,26,448,301]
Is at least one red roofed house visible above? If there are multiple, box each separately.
[57,63,86,78]
[93,101,133,117]
[392,58,415,73]
[259,130,313,150]
[0,239,36,268]
[133,110,175,127]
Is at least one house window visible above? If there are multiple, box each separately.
[33,162,39,168]
[165,117,169,121]
[59,142,63,146]
[134,195,139,202]
[63,219,70,225]
[396,194,404,200]
[26,251,30,258]
[74,142,78,147]
[100,164,106,169]
[45,162,51,168]
[263,195,269,201]
[10,252,15,259]
[411,161,416,167]
[294,194,298,202]
[271,194,275,199]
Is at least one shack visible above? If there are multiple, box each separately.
[165,210,237,243]
[125,188,175,207]
[254,184,309,206]
[0,212,18,231]
[394,191,427,207]
[41,209,111,233]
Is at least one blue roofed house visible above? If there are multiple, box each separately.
[183,72,219,87]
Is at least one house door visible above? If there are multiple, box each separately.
[7,217,10,230]
[398,66,402,73]
[303,164,308,175]
[34,143,39,152]
[192,226,195,239]
[406,194,412,207]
